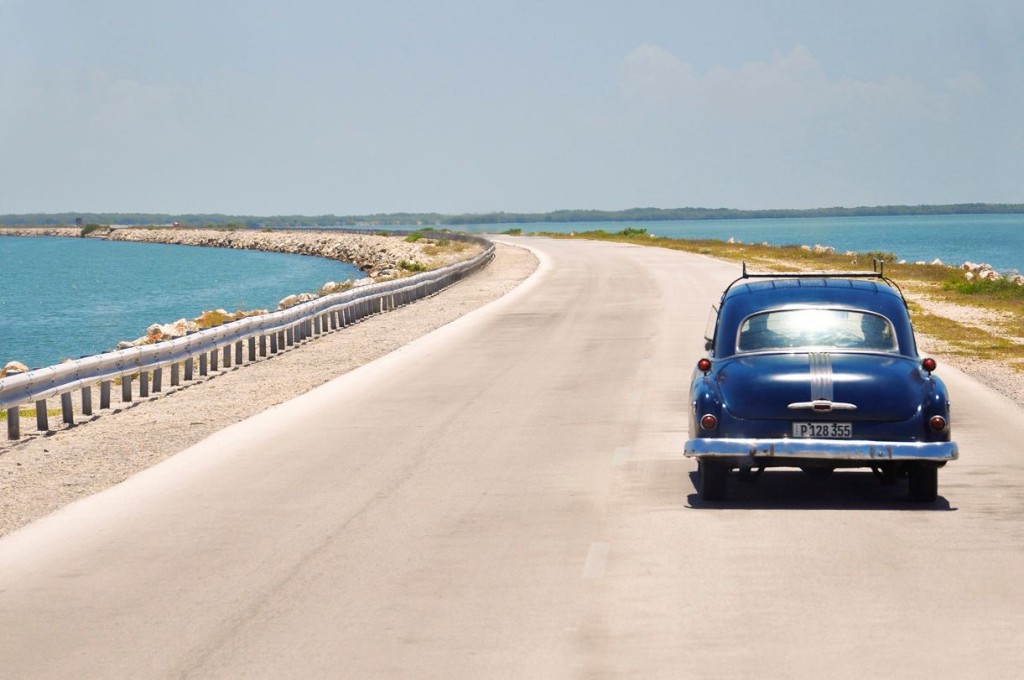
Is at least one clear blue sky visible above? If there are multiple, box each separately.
[1,0,1021,215]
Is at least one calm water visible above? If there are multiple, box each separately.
[3,214,1023,370]
[0,237,363,369]
[451,213,1024,274]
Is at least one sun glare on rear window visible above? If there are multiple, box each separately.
[736,309,897,352]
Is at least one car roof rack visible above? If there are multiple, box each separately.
[741,259,888,279]
[724,259,908,308]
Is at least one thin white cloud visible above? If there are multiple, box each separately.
[607,44,1016,209]
[944,71,987,95]
[619,44,921,120]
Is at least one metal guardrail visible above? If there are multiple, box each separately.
[2,235,495,440]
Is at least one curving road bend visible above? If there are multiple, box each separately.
[1,237,1022,678]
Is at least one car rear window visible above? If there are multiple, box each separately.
[736,309,898,352]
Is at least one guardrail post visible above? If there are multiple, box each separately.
[122,376,133,402]
[153,368,162,392]
[199,353,208,376]
[286,327,294,346]
[82,386,93,415]
[330,311,338,330]
[6,407,19,440]
[278,330,286,349]
[259,335,267,357]
[171,362,180,386]
[140,371,150,398]
[248,337,257,361]
[223,346,232,368]
[235,340,243,365]
[270,332,279,354]
[210,348,219,371]
[61,392,74,425]
[185,358,194,381]
[36,399,48,431]
[101,381,111,409]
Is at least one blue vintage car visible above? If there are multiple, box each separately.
[684,266,958,502]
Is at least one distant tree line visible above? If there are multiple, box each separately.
[2,203,1023,228]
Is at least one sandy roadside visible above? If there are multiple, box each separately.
[0,242,538,538]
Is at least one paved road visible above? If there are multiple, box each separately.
[1,238,1022,678]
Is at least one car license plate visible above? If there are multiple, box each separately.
[792,422,852,439]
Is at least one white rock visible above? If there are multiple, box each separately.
[931,258,944,266]
[161,319,199,337]
[278,292,319,310]
[0,360,29,377]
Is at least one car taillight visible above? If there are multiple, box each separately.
[922,357,937,373]
[697,358,712,373]
[929,415,947,432]
[700,414,718,431]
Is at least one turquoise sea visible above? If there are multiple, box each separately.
[0,237,363,369]
[2,214,1023,370]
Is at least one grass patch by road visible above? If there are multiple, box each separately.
[0,408,62,421]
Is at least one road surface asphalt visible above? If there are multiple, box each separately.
[1,237,1022,678]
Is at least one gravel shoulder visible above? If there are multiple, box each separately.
[0,242,538,538]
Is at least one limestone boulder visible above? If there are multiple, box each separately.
[0,360,29,378]
[277,292,319,310]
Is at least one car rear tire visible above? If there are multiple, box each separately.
[801,466,834,480]
[699,460,729,501]
[908,463,938,502]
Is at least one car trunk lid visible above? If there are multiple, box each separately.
[718,352,922,422]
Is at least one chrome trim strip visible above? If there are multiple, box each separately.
[684,438,958,462]
[809,352,833,402]
[787,400,858,412]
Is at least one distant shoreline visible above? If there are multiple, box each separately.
[1,203,1023,228]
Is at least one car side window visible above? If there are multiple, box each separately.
[703,305,719,352]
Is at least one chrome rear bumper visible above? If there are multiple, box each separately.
[684,438,958,462]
